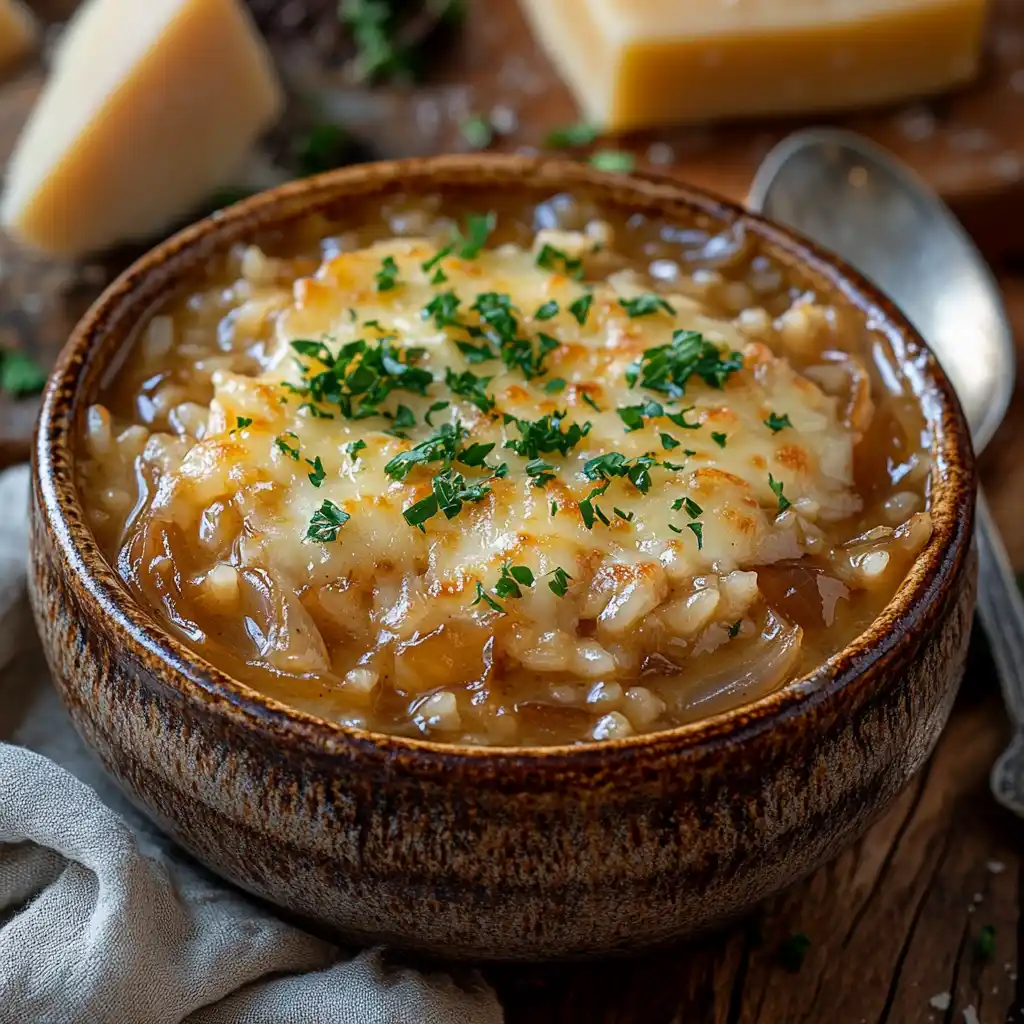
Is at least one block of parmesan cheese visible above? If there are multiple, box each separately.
[1,0,283,256]
[0,0,37,71]
[520,0,987,131]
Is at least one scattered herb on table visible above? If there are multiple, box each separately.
[0,351,46,398]
[543,121,599,148]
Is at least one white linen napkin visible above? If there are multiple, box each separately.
[0,465,503,1024]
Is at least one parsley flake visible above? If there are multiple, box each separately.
[764,412,792,433]
[445,367,494,412]
[626,329,743,397]
[711,432,728,448]
[535,244,583,279]
[493,562,536,600]
[568,292,593,326]
[306,456,326,487]
[235,416,253,429]
[660,432,680,450]
[374,255,400,292]
[618,293,675,318]
[504,411,590,459]
[686,521,704,549]
[534,300,559,321]
[274,435,300,461]
[345,439,367,458]
[769,473,791,512]
[728,620,742,638]
[306,500,349,543]
[613,507,634,523]
[455,212,496,259]
[471,581,505,614]
[544,377,567,394]
[547,566,573,596]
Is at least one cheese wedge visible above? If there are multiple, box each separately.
[0,0,37,71]
[520,0,987,130]
[1,0,283,256]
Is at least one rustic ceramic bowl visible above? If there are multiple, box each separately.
[29,156,976,961]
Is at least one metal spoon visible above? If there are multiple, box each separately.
[746,127,1024,816]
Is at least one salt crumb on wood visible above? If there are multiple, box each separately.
[963,1005,980,1024]
[929,993,952,1011]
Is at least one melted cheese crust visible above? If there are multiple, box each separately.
[156,237,858,598]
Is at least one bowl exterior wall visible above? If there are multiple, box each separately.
[28,488,975,959]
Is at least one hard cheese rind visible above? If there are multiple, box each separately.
[520,0,987,130]
[0,0,37,71]
[1,0,283,256]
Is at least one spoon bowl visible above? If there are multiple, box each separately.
[749,127,1024,817]
[748,127,1014,452]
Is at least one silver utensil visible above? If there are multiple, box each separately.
[747,127,1024,815]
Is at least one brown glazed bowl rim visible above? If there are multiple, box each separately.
[34,154,976,775]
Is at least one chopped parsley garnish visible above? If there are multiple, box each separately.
[458,442,496,467]
[544,378,567,394]
[660,432,680,450]
[374,254,400,292]
[422,289,462,330]
[344,439,367,458]
[769,473,791,512]
[568,292,593,326]
[583,452,661,495]
[672,496,703,518]
[613,507,634,523]
[385,421,463,481]
[430,266,448,285]
[305,500,349,543]
[390,405,416,431]
[728,620,742,638]
[543,121,599,148]
[455,212,496,259]
[422,244,453,273]
[460,114,493,149]
[581,393,601,413]
[625,329,743,397]
[535,244,583,279]
[579,481,611,529]
[618,293,675,318]
[547,566,573,596]
[472,581,505,614]
[468,292,559,379]
[235,416,253,429]
[289,336,432,420]
[617,398,665,432]
[711,432,728,448]
[445,368,494,413]
[306,456,326,487]
[274,435,300,461]
[589,149,636,174]
[525,458,556,487]
[504,411,590,459]
[778,932,811,973]
[686,522,704,549]
[534,300,559,320]
[493,562,535,599]
[550,500,558,515]
[402,468,491,531]
[425,400,450,426]
[764,412,792,433]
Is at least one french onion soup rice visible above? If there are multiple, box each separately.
[78,193,933,746]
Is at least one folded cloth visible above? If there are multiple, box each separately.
[0,466,503,1024]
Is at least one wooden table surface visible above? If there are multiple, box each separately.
[7,3,1024,1021]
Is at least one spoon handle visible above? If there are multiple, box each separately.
[977,489,1024,724]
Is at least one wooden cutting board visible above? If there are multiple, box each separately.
[2,0,1024,461]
